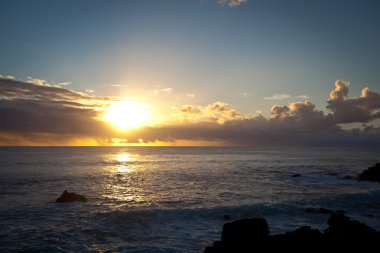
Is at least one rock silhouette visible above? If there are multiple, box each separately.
[304,207,332,214]
[56,190,87,202]
[357,163,380,182]
[204,211,380,252]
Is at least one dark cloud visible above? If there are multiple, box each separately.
[0,99,108,134]
[125,80,380,146]
[124,119,380,146]
[0,77,119,144]
[0,78,87,101]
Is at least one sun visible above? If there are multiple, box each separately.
[103,102,150,129]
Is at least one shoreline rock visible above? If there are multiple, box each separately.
[357,163,380,182]
[304,207,333,214]
[204,211,380,252]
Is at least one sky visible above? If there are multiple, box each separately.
[0,0,380,146]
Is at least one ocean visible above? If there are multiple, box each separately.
[0,147,379,252]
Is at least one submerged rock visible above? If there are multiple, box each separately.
[56,190,87,203]
[342,175,354,180]
[292,173,301,178]
[357,163,380,182]
[204,211,380,252]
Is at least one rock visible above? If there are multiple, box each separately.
[204,211,380,252]
[357,163,380,182]
[205,218,270,253]
[272,226,322,243]
[221,218,269,244]
[292,173,301,178]
[56,190,87,203]
[327,172,338,176]
[342,175,354,180]
[305,207,333,214]
[325,210,378,242]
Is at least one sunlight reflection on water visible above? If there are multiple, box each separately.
[116,153,131,163]
[100,151,149,208]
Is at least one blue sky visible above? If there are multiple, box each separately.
[1,0,380,114]
[1,0,380,146]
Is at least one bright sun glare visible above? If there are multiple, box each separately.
[103,102,150,129]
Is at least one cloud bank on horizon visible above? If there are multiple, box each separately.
[0,76,379,146]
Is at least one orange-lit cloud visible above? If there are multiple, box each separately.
[178,101,244,124]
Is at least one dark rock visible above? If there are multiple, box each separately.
[292,173,301,178]
[325,210,378,242]
[342,175,354,180]
[272,226,322,243]
[56,190,87,203]
[204,211,380,252]
[357,163,380,182]
[305,207,333,214]
[327,172,338,176]
[221,218,269,244]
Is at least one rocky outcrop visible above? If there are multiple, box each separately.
[204,211,380,252]
[357,163,380,182]
[304,207,332,214]
[56,190,87,203]
[324,210,379,242]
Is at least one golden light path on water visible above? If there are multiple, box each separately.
[101,151,148,207]
[115,153,132,173]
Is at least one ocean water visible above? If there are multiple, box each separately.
[0,147,379,252]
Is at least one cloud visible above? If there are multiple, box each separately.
[217,0,247,7]
[270,105,289,118]
[102,84,129,87]
[179,101,244,124]
[265,94,291,100]
[0,76,122,144]
[0,78,108,106]
[0,75,15,80]
[126,81,380,146]
[243,92,250,98]
[297,94,310,100]
[264,94,310,100]
[1,76,380,146]
[124,118,380,146]
[326,80,380,124]
[152,87,173,96]
[58,81,71,86]
[187,94,195,98]
[329,80,349,100]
